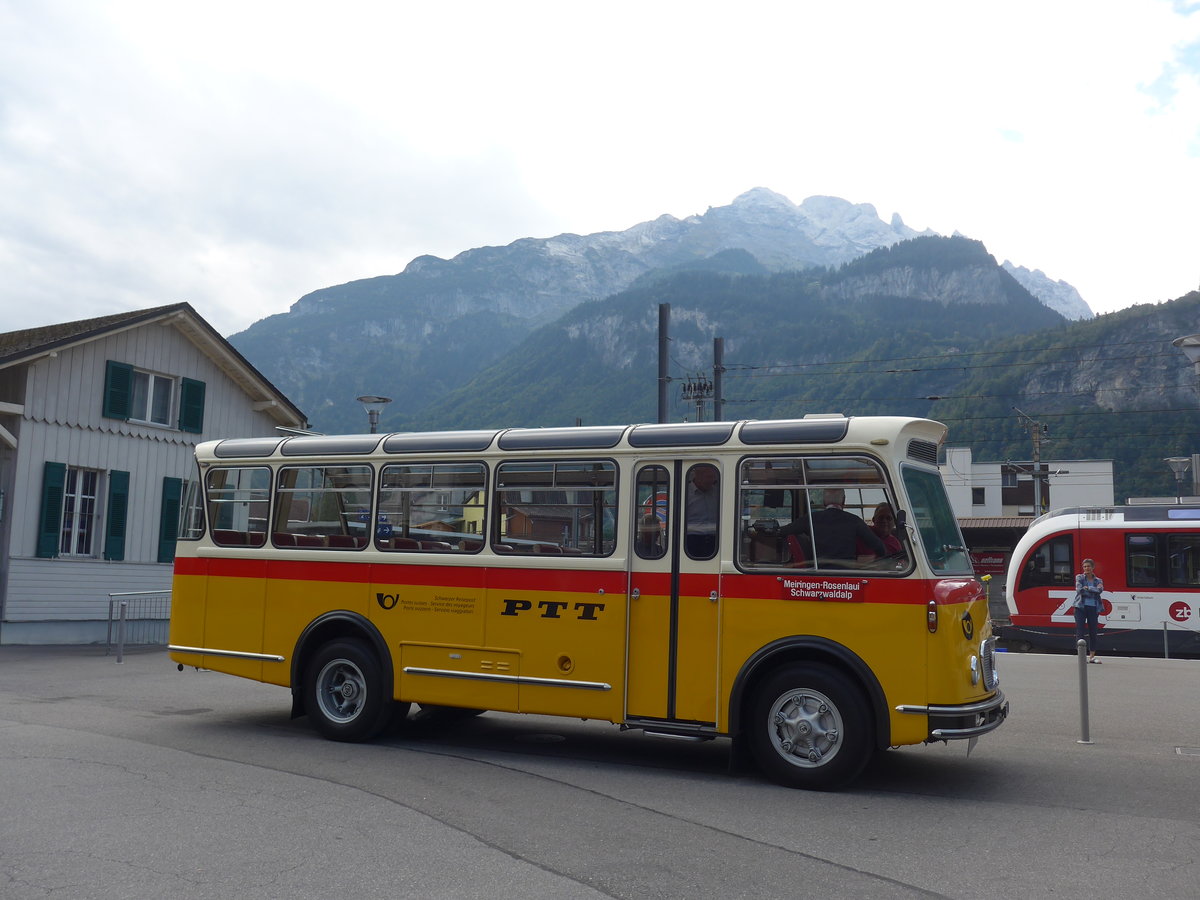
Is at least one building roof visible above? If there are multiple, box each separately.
[958,517,1034,529]
[0,303,306,428]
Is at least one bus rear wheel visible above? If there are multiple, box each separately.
[304,639,391,742]
[748,663,872,790]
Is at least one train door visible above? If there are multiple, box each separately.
[626,460,721,726]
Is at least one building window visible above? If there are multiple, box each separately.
[37,462,129,560]
[971,487,986,506]
[131,371,174,426]
[60,467,100,556]
[103,360,206,432]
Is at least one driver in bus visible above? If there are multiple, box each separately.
[810,488,885,564]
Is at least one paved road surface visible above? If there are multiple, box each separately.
[1,646,1197,899]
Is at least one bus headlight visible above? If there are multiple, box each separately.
[979,637,999,690]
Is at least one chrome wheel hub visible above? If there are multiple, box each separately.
[768,688,843,768]
[317,659,366,723]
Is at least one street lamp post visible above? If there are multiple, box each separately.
[1165,457,1190,503]
[356,395,392,434]
[1172,334,1200,375]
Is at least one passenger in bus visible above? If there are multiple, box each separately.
[1074,558,1105,663]
[810,488,885,564]
[685,464,719,558]
[869,503,904,557]
[637,510,665,557]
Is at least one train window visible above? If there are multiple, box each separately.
[1018,535,1073,590]
[1126,534,1160,586]
[1167,534,1200,586]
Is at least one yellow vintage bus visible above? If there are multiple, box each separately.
[169,416,1006,789]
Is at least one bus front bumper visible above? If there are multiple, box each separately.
[896,690,1009,741]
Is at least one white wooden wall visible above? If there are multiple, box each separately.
[2,319,292,632]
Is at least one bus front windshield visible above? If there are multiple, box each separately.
[902,466,973,575]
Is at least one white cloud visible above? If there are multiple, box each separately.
[1,0,1199,337]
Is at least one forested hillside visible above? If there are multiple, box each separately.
[415,239,1200,500]
[417,236,1056,423]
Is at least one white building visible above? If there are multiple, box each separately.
[940,446,1115,519]
[0,304,306,643]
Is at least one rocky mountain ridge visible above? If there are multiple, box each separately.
[1001,261,1092,320]
[229,189,1092,433]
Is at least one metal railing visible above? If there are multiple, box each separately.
[1160,618,1200,659]
[106,590,172,661]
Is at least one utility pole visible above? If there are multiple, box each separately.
[713,337,725,421]
[657,304,670,423]
[1013,407,1049,514]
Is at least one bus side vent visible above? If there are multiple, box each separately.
[907,439,939,465]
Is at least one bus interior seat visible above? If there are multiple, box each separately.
[786,534,807,566]
[294,534,326,548]
[391,537,420,550]
[213,529,248,545]
[327,534,363,549]
[420,540,453,551]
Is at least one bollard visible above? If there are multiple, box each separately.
[1076,638,1092,744]
[116,599,128,665]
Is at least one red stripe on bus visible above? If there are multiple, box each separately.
[174,557,967,606]
[177,556,627,593]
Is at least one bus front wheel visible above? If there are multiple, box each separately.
[748,663,872,790]
[304,639,391,742]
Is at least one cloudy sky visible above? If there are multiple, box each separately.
[3,0,1199,338]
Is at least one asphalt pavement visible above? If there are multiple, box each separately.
[0,644,1197,899]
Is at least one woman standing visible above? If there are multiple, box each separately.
[1074,558,1105,663]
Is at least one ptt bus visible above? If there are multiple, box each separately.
[1003,505,1200,657]
[168,416,1006,790]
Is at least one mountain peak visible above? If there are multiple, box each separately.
[731,187,798,210]
[1001,260,1093,320]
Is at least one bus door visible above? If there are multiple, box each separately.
[627,460,721,725]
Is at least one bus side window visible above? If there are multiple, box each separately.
[737,457,809,568]
[375,463,487,552]
[493,460,616,557]
[635,465,669,560]
[684,464,719,560]
[274,465,373,550]
[206,466,270,548]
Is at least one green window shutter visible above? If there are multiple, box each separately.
[103,361,133,419]
[103,470,130,561]
[178,377,206,433]
[158,477,182,563]
[36,462,67,558]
